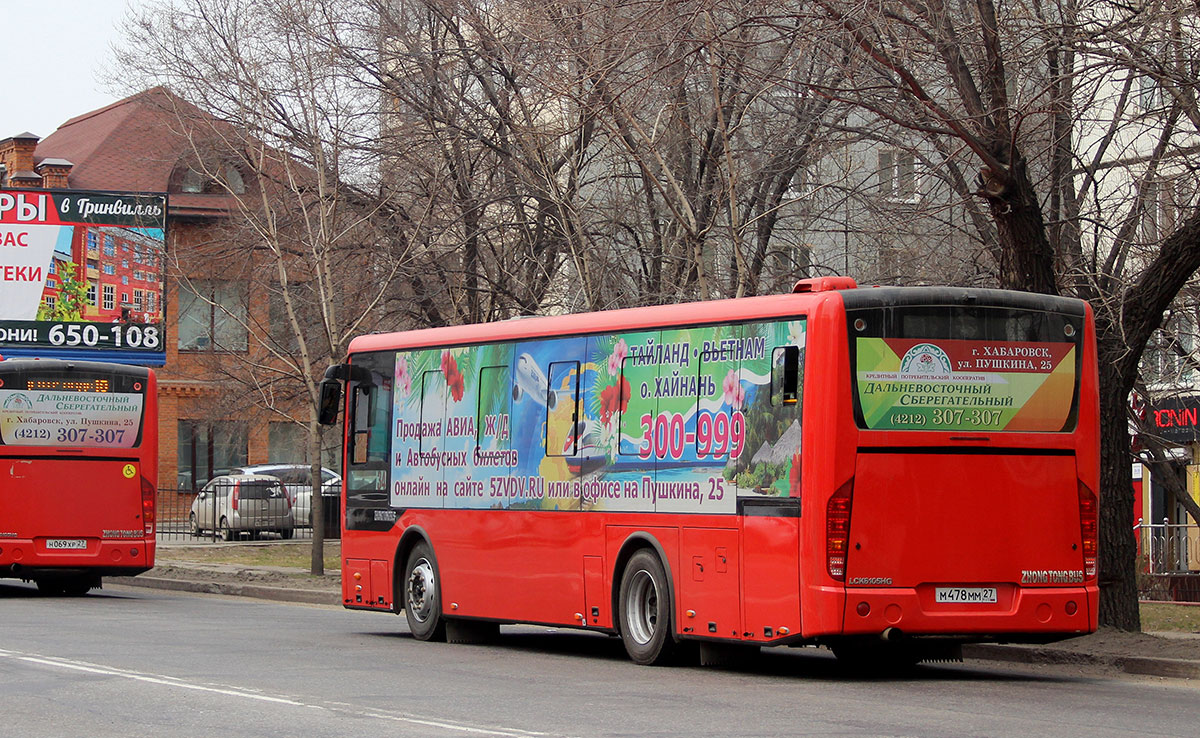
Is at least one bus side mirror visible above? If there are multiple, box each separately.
[318,378,342,426]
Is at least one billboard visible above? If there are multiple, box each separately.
[0,189,167,365]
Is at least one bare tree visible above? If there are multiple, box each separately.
[118,0,422,574]
[801,0,1200,628]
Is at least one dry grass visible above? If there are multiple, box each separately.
[159,541,340,571]
[1140,602,1200,633]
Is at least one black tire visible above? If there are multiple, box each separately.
[402,542,446,642]
[220,517,235,542]
[35,579,65,596]
[617,549,676,665]
[279,528,294,540]
[62,575,96,596]
[830,638,920,674]
[190,512,201,537]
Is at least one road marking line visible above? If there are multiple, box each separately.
[0,648,571,737]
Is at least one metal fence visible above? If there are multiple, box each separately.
[155,486,340,543]
[1136,519,1200,602]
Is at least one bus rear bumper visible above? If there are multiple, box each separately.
[0,537,155,580]
[840,584,1098,639]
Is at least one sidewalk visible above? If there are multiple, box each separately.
[110,562,1200,680]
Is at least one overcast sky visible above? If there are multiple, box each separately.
[1,2,137,141]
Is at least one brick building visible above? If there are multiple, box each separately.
[1,88,311,491]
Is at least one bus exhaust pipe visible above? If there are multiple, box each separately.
[881,627,902,642]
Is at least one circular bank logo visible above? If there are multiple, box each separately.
[899,343,953,377]
[2,392,34,411]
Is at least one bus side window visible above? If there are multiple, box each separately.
[476,365,512,450]
[772,346,802,406]
[419,370,445,457]
[546,362,580,457]
[351,384,372,464]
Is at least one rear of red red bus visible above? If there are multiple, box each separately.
[800,287,1099,662]
[0,358,157,595]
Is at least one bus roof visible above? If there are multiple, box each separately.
[347,285,1088,356]
[348,290,842,355]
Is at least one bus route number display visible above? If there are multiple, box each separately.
[0,389,144,448]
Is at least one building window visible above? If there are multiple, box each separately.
[105,234,115,253]
[86,282,97,306]
[878,149,917,200]
[102,284,115,310]
[122,275,129,285]
[134,290,144,310]
[122,259,129,269]
[176,420,248,490]
[103,263,115,275]
[44,295,56,311]
[48,260,57,274]
[147,291,156,313]
[268,422,307,464]
[178,280,249,351]
[87,231,99,252]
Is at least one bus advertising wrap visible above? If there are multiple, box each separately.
[388,320,807,515]
[855,337,1077,431]
[0,189,167,364]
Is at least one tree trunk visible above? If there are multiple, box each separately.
[309,417,325,577]
[1096,360,1140,630]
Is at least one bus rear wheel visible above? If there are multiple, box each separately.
[403,542,446,642]
[35,579,65,596]
[618,550,676,665]
[62,575,97,596]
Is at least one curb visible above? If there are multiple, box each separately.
[963,643,1200,680]
[111,575,338,606]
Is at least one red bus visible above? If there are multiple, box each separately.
[320,279,1099,665]
[0,358,157,595]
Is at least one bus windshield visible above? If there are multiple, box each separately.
[847,303,1084,432]
[0,363,147,448]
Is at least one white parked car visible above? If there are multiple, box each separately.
[232,464,341,528]
[190,474,295,541]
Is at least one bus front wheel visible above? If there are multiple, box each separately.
[618,550,677,665]
[403,542,446,642]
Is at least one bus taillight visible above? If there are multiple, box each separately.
[1078,482,1098,580]
[827,481,854,581]
[141,477,156,536]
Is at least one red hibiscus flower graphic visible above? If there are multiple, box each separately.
[441,350,465,403]
[599,376,631,425]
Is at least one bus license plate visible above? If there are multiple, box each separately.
[935,587,997,604]
[45,539,87,550]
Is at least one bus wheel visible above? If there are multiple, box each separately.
[618,550,676,665]
[189,513,201,537]
[35,579,65,596]
[403,542,446,642]
[62,576,96,596]
[220,518,235,542]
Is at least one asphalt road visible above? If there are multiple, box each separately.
[1,581,1196,738]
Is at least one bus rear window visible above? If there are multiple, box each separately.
[848,305,1083,432]
[0,366,147,448]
